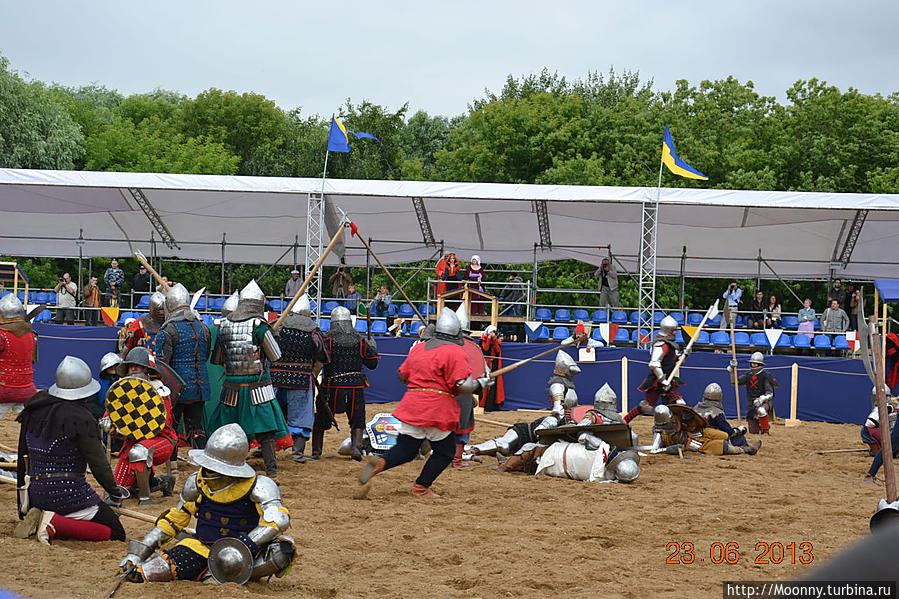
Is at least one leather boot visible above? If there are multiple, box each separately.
[411,483,439,498]
[292,435,309,464]
[350,428,364,462]
[135,469,153,505]
[744,440,762,455]
[358,455,386,484]
[311,429,324,460]
[451,443,468,468]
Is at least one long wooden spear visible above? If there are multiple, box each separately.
[489,336,585,378]
[729,314,742,419]
[663,300,719,387]
[133,250,171,292]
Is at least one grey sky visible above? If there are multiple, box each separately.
[1,1,896,119]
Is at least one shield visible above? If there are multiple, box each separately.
[366,412,401,452]
[154,359,185,399]
[535,422,633,450]
[669,404,709,430]
[207,537,253,585]
[105,377,166,441]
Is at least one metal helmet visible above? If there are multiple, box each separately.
[337,436,354,456]
[331,305,352,325]
[188,423,256,478]
[99,351,123,374]
[553,350,580,377]
[659,315,679,337]
[291,293,312,316]
[872,385,892,405]
[208,537,253,584]
[149,291,167,313]
[231,280,266,321]
[49,356,101,401]
[239,279,265,303]
[454,303,470,333]
[165,283,190,313]
[221,291,239,319]
[654,404,673,427]
[702,382,723,403]
[749,352,765,366]
[593,383,618,411]
[0,293,25,322]
[614,457,640,483]
[116,346,160,377]
[435,306,461,337]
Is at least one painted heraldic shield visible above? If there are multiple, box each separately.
[106,377,166,441]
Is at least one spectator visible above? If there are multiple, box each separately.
[721,281,742,330]
[828,278,846,307]
[749,290,766,329]
[82,275,101,326]
[822,299,849,333]
[464,255,486,315]
[479,325,505,411]
[842,282,855,314]
[594,257,620,309]
[131,265,152,294]
[436,253,462,309]
[499,274,525,317]
[104,259,125,305]
[108,286,121,309]
[284,269,302,299]
[329,266,353,301]
[370,285,392,318]
[849,289,860,331]
[344,284,362,313]
[53,273,77,324]
[764,294,782,329]
[798,299,816,339]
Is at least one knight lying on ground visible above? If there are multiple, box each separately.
[692,383,749,448]
[651,404,760,456]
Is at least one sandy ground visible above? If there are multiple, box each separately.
[0,404,889,599]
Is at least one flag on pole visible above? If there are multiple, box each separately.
[101,306,119,327]
[764,328,784,349]
[327,116,380,153]
[662,125,708,180]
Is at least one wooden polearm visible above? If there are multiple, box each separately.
[663,301,719,387]
[729,315,742,419]
[873,327,897,502]
[273,222,348,332]
[488,336,585,378]
[133,250,171,292]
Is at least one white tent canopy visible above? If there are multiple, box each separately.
[1,168,898,279]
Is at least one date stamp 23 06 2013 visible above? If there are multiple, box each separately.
[666,541,815,566]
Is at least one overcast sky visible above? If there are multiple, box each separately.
[1,1,896,119]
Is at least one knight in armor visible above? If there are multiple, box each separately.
[101,347,177,505]
[0,293,38,420]
[452,304,487,468]
[692,383,748,447]
[119,424,295,584]
[202,291,239,432]
[728,352,777,434]
[864,387,899,484]
[625,315,685,423]
[96,352,123,420]
[270,294,330,463]
[208,280,288,481]
[312,306,379,461]
[121,291,167,355]
[861,386,897,456]
[156,283,212,449]
[357,307,490,498]
[651,404,760,456]
[14,356,126,545]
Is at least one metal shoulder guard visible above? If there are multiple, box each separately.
[456,376,479,394]
[248,476,289,547]
[175,471,201,511]
[549,382,566,403]
[260,327,283,363]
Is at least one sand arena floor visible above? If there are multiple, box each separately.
[0,404,887,599]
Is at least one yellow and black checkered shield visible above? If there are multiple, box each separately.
[106,377,166,441]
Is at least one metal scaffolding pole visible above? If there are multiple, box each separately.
[305,191,325,322]
[220,233,226,294]
[637,166,663,348]
[679,245,687,311]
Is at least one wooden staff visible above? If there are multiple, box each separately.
[809,448,870,455]
[133,251,171,292]
[663,301,719,387]
[489,336,584,379]
[474,416,512,428]
[873,331,896,502]
[729,315,741,419]
[350,226,426,325]
[111,506,196,535]
[273,223,348,332]
[0,443,16,454]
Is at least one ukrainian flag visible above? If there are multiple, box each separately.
[662,125,708,180]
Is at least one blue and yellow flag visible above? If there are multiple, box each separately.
[662,125,708,180]
[327,116,380,153]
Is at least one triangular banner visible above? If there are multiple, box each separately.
[846,331,859,352]
[708,300,720,322]
[524,321,544,342]
[764,328,783,348]
[682,325,699,339]
[101,306,119,327]
[598,322,619,344]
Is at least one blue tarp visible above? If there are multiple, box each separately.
[874,279,899,304]
[34,326,873,425]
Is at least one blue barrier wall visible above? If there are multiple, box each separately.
[34,326,872,425]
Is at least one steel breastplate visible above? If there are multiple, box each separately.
[220,320,263,376]
[271,328,315,388]
[324,341,364,387]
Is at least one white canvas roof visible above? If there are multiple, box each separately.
[1,168,898,279]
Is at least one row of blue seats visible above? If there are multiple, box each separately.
[1,290,58,304]
[133,295,438,319]
[532,324,851,349]
[533,308,823,331]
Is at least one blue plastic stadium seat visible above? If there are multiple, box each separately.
[629,311,640,324]
[17,292,26,302]
[0,290,8,298]
[552,326,570,340]
[614,328,631,343]
[749,333,768,347]
[323,301,340,314]
[136,295,151,308]
[208,297,225,310]
[398,304,414,318]
[632,329,650,343]
[47,292,58,304]
[710,331,731,346]
[535,308,552,321]
[319,319,330,332]
[267,299,284,312]
[675,330,685,344]
[813,335,831,349]
[611,310,627,324]
[687,312,703,326]
[734,315,746,327]
[695,331,711,344]
[708,314,722,327]
[833,335,850,350]
[388,304,397,317]
[776,334,791,348]
[354,319,368,333]
[417,305,429,318]
[591,309,608,323]
[814,318,821,331]
[309,301,317,314]
[782,316,800,330]
[792,334,811,348]
[734,331,751,347]
[555,309,571,322]
[592,329,605,342]
[371,320,388,335]
[410,321,424,335]
[653,311,665,325]
[33,291,48,303]
[573,309,589,322]
[536,325,550,340]
[670,312,685,325]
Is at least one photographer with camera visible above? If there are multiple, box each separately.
[721,280,742,330]
[370,284,392,318]
[53,273,78,324]
[330,265,353,302]
[82,275,101,326]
